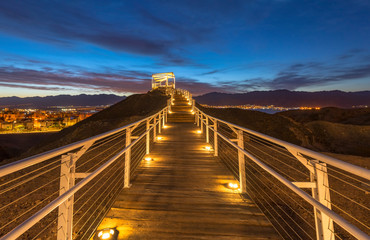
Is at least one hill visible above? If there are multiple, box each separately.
[197,104,314,148]
[195,90,370,108]
[198,104,370,157]
[0,94,125,108]
[277,107,370,125]
[3,90,168,162]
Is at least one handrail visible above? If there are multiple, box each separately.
[1,125,151,240]
[0,109,165,178]
[199,114,369,239]
[188,94,370,240]
[197,108,370,181]
[0,105,168,240]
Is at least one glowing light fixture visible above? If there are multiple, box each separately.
[203,146,212,151]
[96,228,118,240]
[163,125,168,128]
[196,130,202,134]
[144,156,153,161]
[169,111,173,114]
[227,182,239,190]
[157,136,163,140]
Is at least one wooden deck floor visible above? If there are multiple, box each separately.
[97,94,279,239]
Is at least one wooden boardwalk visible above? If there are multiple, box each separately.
[97,94,279,239]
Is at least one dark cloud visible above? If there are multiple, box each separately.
[0,0,280,67]
[0,82,69,91]
[0,66,152,93]
[199,69,228,76]
[242,62,370,91]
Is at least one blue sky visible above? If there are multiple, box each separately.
[0,0,369,97]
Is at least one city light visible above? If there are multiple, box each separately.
[200,104,322,112]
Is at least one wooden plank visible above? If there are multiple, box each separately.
[97,94,280,239]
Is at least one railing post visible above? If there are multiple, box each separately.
[192,99,195,111]
[158,113,162,134]
[197,111,200,127]
[124,127,131,188]
[311,161,335,240]
[167,99,171,112]
[237,130,247,193]
[200,113,203,133]
[57,153,76,240]
[165,108,168,123]
[206,116,209,143]
[214,120,218,157]
[146,119,150,154]
[162,110,165,126]
[153,116,157,142]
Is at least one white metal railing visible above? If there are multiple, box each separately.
[0,97,172,239]
[176,89,369,240]
[1,87,369,240]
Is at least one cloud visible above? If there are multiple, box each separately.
[0,66,154,94]
[0,1,219,66]
[0,0,280,67]
[237,62,370,91]
[0,64,231,95]
[175,77,229,95]
[0,82,69,91]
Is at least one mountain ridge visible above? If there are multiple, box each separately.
[194,90,370,108]
[0,94,125,108]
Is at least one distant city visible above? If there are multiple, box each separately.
[0,105,110,133]
[200,104,321,114]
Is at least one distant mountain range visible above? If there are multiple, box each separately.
[194,90,370,108]
[0,94,125,108]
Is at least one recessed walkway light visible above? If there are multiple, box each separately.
[196,130,202,134]
[96,228,118,240]
[144,156,153,161]
[227,182,239,190]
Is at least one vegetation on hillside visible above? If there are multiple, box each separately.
[198,104,370,157]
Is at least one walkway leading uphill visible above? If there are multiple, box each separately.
[97,93,279,239]
[2,87,369,240]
